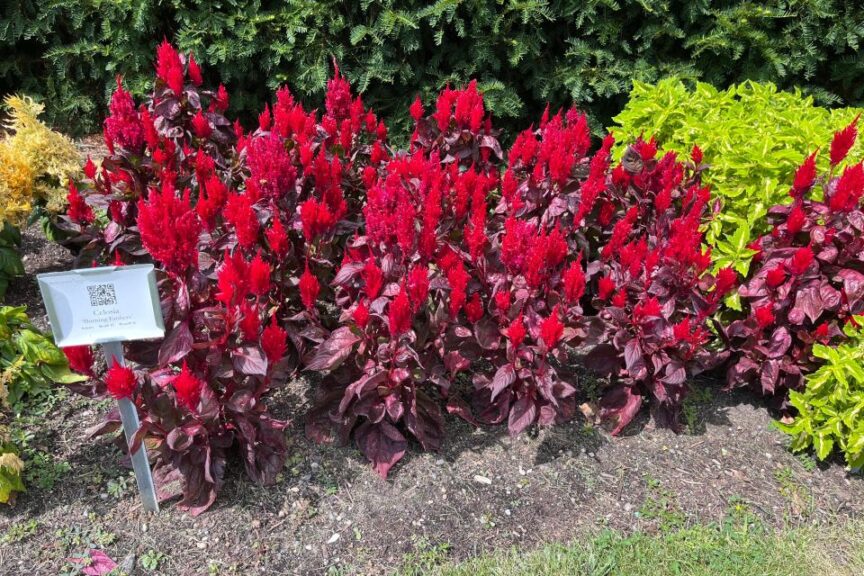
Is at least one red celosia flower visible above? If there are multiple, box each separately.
[410,95,424,121]
[266,213,289,258]
[105,362,137,400]
[103,76,144,152]
[258,103,272,131]
[635,136,657,161]
[634,297,662,320]
[353,301,370,329]
[248,251,271,295]
[140,107,159,150]
[507,314,526,347]
[187,53,203,86]
[447,258,470,317]
[406,265,429,312]
[540,307,564,348]
[191,109,211,138]
[494,291,511,313]
[789,246,814,275]
[362,258,384,299]
[786,203,806,234]
[223,193,259,250]
[388,285,412,337]
[714,267,737,296]
[173,361,203,411]
[828,163,864,212]
[261,316,287,364]
[813,322,830,342]
[137,181,201,275]
[611,291,628,308]
[791,152,818,197]
[672,317,692,343]
[691,145,703,165]
[754,304,775,329]
[830,114,859,166]
[239,301,261,341]
[66,182,94,225]
[597,276,616,301]
[155,40,184,95]
[215,250,248,305]
[83,156,97,180]
[300,198,335,241]
[63,346,94,377]
[765,266,786,289]
[246,133,297,198]
[562,255,585,304]
[465,293,484,323]
[299,261,320,310]
[325,64,353,121]
[601,206,638,260]
[213,84,230,112]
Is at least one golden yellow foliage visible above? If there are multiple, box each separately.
[0,95,81,226]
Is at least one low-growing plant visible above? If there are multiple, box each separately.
[0,422,24,504]
[776,320,864,469]
[724,118,864,406]
[612,79,864,278]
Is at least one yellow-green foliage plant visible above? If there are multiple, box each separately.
[777,320,864,471]
[0,95,81,298]
[0,423,24,504]
[611,79,863,279]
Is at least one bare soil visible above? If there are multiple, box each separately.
[1,165,862,575]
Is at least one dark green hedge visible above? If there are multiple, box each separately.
[3,1,863,135]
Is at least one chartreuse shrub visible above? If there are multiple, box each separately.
[776,320,864,469]
[0,305,84,504]
[0,95,81,298]
[4,1,864,135]
[611,79,863,278]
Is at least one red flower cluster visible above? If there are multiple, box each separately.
[137,180,201,275]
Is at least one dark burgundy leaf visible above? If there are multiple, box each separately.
[158,321,193,366]
[354,421,407,479]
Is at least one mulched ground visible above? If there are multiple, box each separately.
[1,223,862,575]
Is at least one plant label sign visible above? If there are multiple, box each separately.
[37,264,164,513]
[37,264,164,347]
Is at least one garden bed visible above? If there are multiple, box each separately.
[1,225,862,575]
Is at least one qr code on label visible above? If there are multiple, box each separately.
[86,283,117,307]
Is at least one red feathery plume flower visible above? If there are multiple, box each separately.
[246,133,296,199]
[362,258,384,299]
[325,64,353,121]
[410,95,424,121]
[464,293,484,323]
[63,346,94,377]
[789,246,814,275]
[261,316,287,364]
[191,109,211,138]
[353,301,370,329]
[213,84,230,112]
[633,297,662,321]
[66,182,94,225]
[447,258,470,317]
[828,163,864,212]
[105,362,137,400]
[786,203,806,234]
[248,251,271,295]
[830,114,859,167]
[187,53,203,86]
[299,262,320,310]
[562,255,585,304]
[103,77,144,152]
[791,152,818,197]
[540,307,564,348]
[239,301,261,341]
[754,304,775,329]
[155,40,184,95]
[714,267,738,296]
[813,322,830,343]
[691,144,703,165]
[83,156,97,180]
[173,362,203,411]
[507,314,527,347]
[597,276,616,301]
[223,193,259,250]
[765,266,786,289]
[265,213,289,259]
[494,290,511,313]
[137,182,201,275]
[406,265,430,312]
[388,286,412,337]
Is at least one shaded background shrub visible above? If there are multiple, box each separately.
[3,1,864,136]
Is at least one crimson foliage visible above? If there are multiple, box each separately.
[724,119,864,406]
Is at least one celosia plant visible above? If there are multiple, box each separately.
[724,118,864,406]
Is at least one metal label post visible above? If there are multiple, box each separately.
[102,341,159,513]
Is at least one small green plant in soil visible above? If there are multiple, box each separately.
[139,549,166,571]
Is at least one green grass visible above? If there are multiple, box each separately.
[399,515,864,576]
